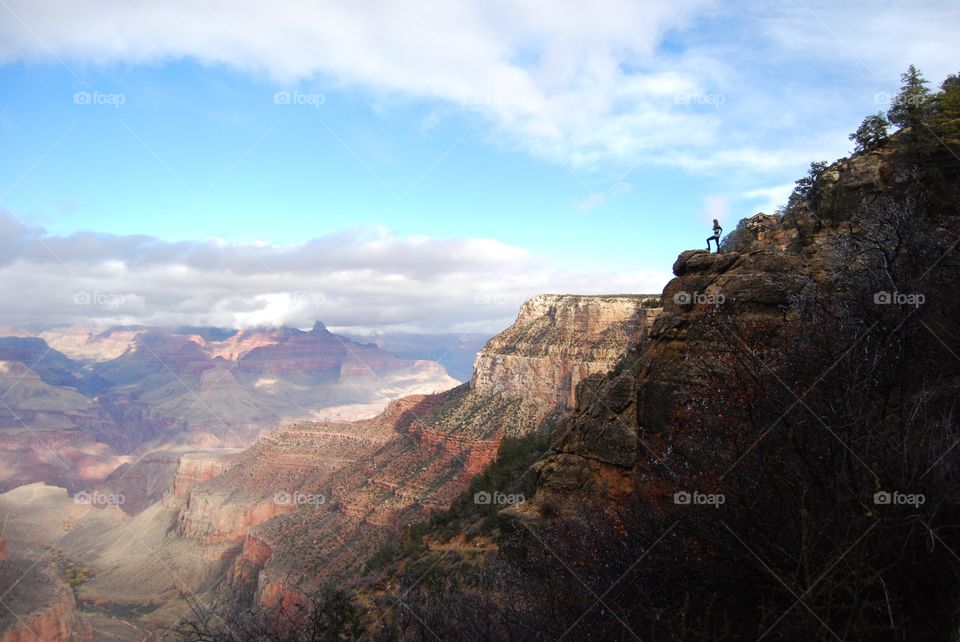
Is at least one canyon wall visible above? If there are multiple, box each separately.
[0,293,661,632]
[0,538,91,642]
[0,572,91,642]
[172,450,243,498]
[214,293,661,607]
[471,294,659,417]
[525,145,907,509]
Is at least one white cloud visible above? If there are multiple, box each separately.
[764,0,960,83]
[742,183,795,216]
[0,209,670,333]
[0,0,715,166]
[0,0,954,178]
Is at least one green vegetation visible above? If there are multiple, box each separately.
[849,112,889,152]
[934,73,960,139]
[639,295,662,309]
[307,586,364,642]
[48,547,95,593]
[792,160,829,201]
[887,64,932,133]
[719,217,755,253]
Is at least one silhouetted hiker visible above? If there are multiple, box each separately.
[707,219,722,253]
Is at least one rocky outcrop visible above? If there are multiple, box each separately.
[472,295,659,416]
[527,145,913,508]
[530,248,808,503]
[38,326,143,362]
[410,424,503,475]
[95,448,239,515]
[0,559,92,642]
[172,450,243,498]
[231,532,274,591]
[178,494,292,546]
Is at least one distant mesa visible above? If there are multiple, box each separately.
[0,322,463,498]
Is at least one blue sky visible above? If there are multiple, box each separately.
[2,61,720,268]
[0,0,957,332]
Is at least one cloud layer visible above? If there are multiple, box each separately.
[0,210,669,333]
[3,0,954,171]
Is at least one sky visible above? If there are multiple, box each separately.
[0,0,957,333]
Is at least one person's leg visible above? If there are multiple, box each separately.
[707,236,713,251]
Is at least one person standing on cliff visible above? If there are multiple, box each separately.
[707,219,723,253]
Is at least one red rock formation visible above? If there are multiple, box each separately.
[178,495,293,545]
[0,561,91,642]
[38,325,144,361]
[471,294,659,416]
[463,438,503,475]
[123,333,216,377]
[172,400,418,549]
[209,296,656,607]
[172,450,242,498]
[410,423,503,475]
[232,532,273,589]
[12,299,647,626]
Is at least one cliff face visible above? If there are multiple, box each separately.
[204,294,658,607]
[529,251,795,501]
[471,295,657,416]
[0,294,658,629]
[0,553,92,642]
[174,406,404,548]
[172,450,243,498]
[527,144,929,506]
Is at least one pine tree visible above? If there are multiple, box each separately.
[849,112,889,152]
[933,73,960,140]
[887,65,932,132]
[793,160,828,198]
